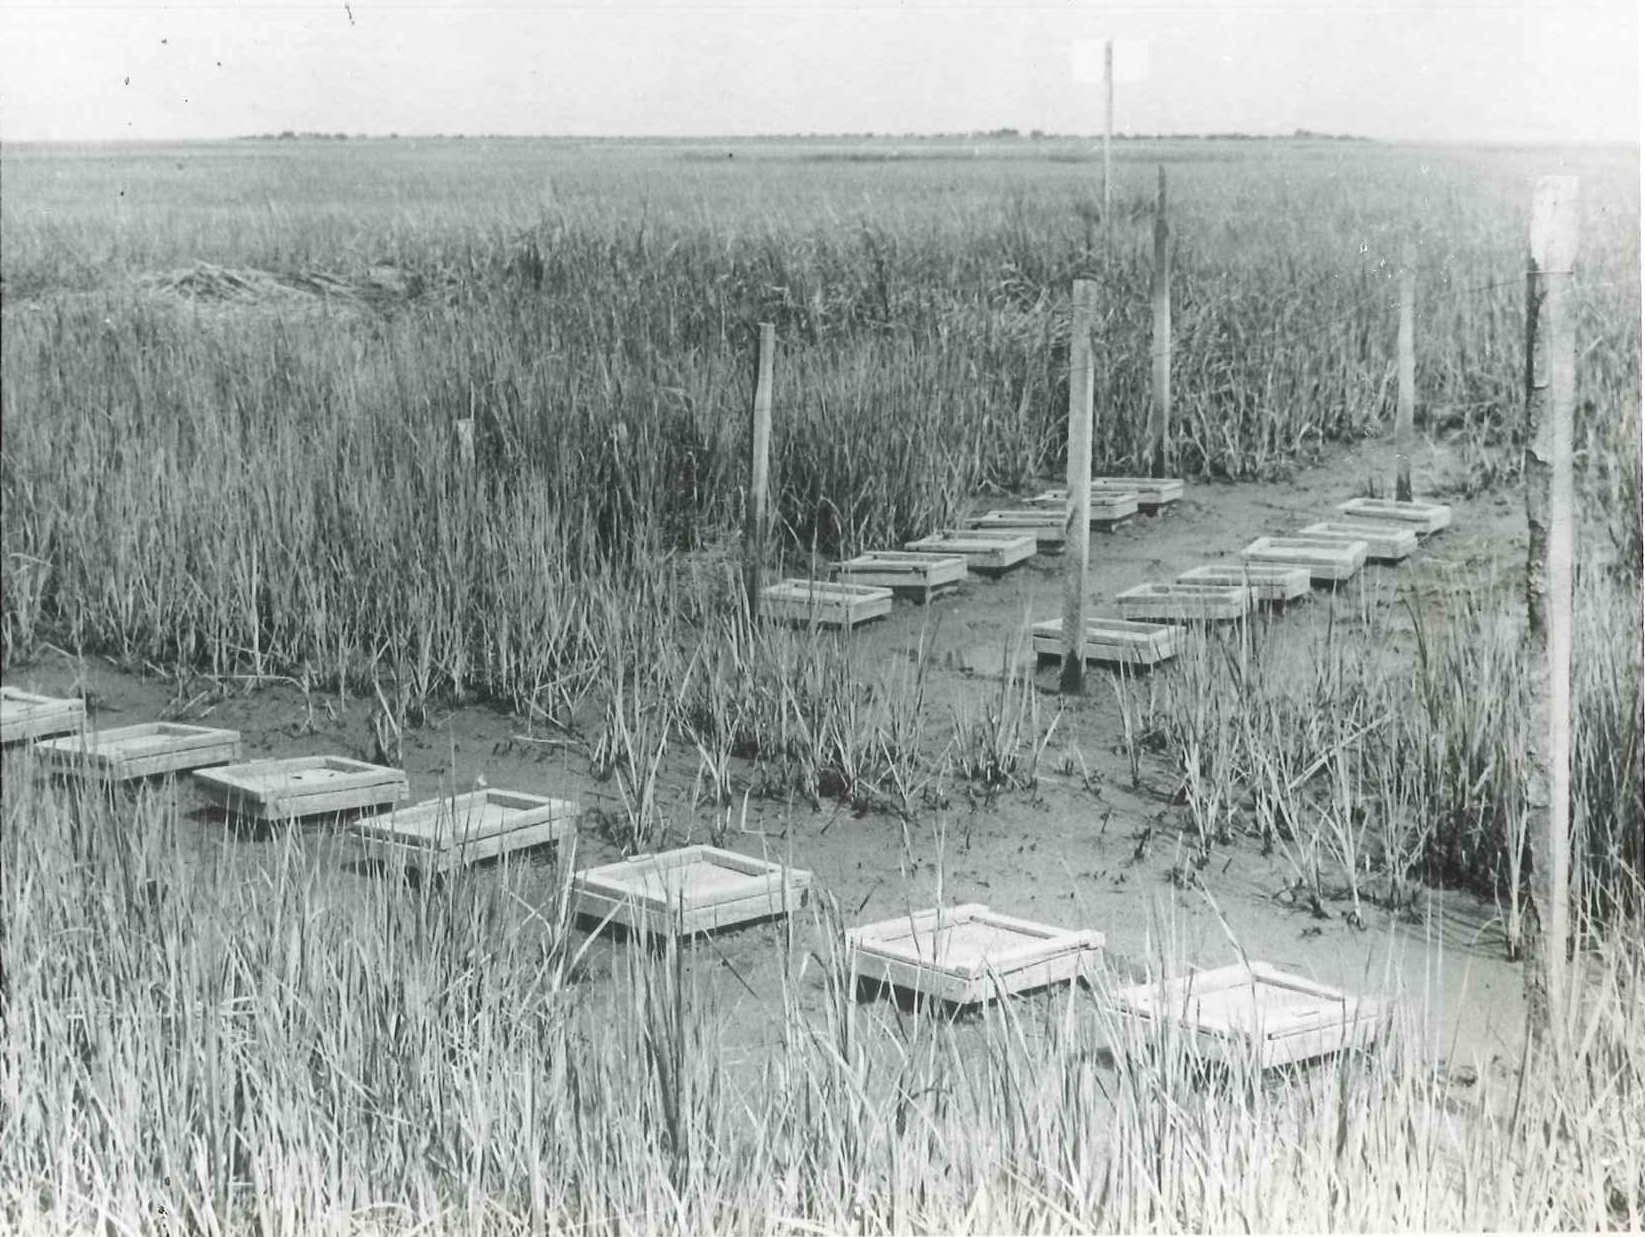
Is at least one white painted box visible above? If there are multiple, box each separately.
[1031,617,1180,667]
[36,722,241,782]
[571,845,811,937]
[1027,489,1140,527]
[832,551,968,600]
[1298,520,1419,562]
[1093,476,1184,508]
[1336,497,1451,534]
[355,789,579,872]
[195,755,409,821]
[1111,961,1391,1069]
[1,687,84,746]
[760,579,893,629]
[1242,536,1367,582]
[1116,582,1252,623]
[903,530,1036,573]
[1177,563,1312,603]
[848,904,1105,1005]
[967,510,1067,552]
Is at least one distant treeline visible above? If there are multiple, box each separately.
[238,128,1372,143]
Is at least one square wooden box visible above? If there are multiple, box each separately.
[848,904,1105,1005]
[832,551,968,600]
[1027,489,1140,529]
[1242,536,1367,582]
[1093,476,1185,509]
[1298,520,1419,562]
[570,845,812,937]
[1,687,85,746]
[36,722,242,782]
[1031,617,1181,667]
[1336,497,1451,534]
[967,510,1067,552]
[1116,582,1252,623]
[903,530,1036,573]
[195,755,409,821]
[760,579,893,629]
[1110,961,1390,1069]
[1177,563,1312,603]
[355,789,579,872]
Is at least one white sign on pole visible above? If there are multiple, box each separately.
[1070,38,1150,85]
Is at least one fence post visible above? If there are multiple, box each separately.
[1103,39,1114,258]
[1523,175,1578,1051]
[745,323,776,619]
[1149,165,1171,478]
[1396,240,1415,502]
[1062,280,1099,693]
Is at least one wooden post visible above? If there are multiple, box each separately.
[745,323,776,618]
[1062,280,1099,692]
[1396,241,1415,502]
[1149,165,1171,478]
[1523,176,1578,1050]
[1103,39,1114,257]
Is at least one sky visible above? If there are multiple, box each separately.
[0,0,1637,144]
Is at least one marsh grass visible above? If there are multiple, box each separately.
[2,762,1639,1234]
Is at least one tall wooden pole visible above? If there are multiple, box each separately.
[1396,240,1415,502]
[1149,165,1171,478]
[745,323,775,618]
[1523,176,1578,1050]
[1062,280,1099,693]
[1103,39,1114,258]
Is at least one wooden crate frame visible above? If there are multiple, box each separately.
[355,789,578,872]
[1025,489,1139,530]
[1242,536,1368,582]
[1298,520,1420,562]
[832,551,968,600]
[195,755,409,821]
[1110,961,1390,1069]
[848,904,1105,1005]
[903,530,1036,574]
[36,722,242,782]
[1177,564,1312,604]
[759,579,893,629]
[1116,582,1252,623]
[570,845,811,937]
[1092,476,1185,508]
[1031,617,1180,668]
[1,687,85,746]
[966,510,1067,552]
[1336,497,1451,534]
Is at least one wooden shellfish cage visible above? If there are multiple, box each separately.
[570,845,812,939]
[847,904,1105,1006]
[1109,961,1392,1070]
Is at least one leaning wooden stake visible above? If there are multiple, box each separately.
[1062,280,1099,692]
[745,323,775,618]
[1523,175,1578,1052]
[1396,241,1415,502]
[1149,165,1171,478]
[1103,39,1114,257]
